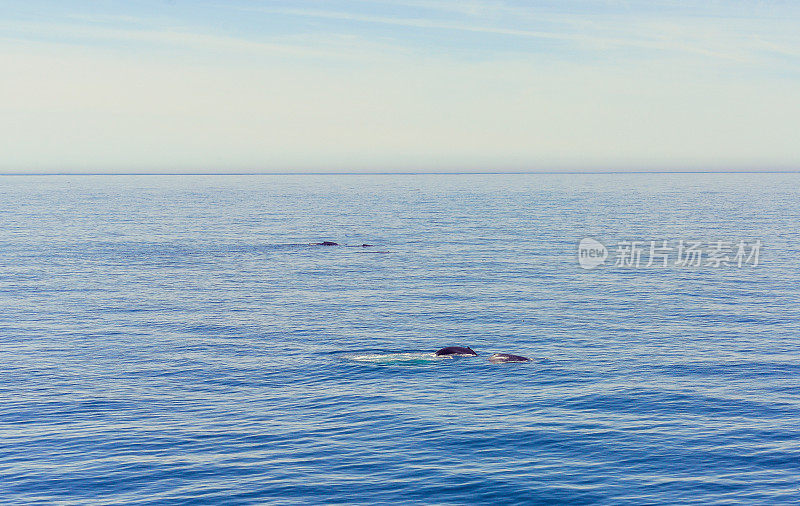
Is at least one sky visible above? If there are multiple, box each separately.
[1,0,799,173]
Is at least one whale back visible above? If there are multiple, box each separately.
[488,353,530,363]
[435,346,478,357]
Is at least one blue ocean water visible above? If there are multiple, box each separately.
[1,173,799,504]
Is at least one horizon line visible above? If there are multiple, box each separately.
[1,170,800,176]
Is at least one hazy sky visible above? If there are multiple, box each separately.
[1,0,799,172]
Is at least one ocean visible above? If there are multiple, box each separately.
[1,173,799,504]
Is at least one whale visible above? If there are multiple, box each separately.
[488,353,530,363]
[311,242,374,247]
[435,346,478,357]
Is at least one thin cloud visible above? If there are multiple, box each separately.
[3,4,797,66]
[239,4,796,64]
[0,20,391,62]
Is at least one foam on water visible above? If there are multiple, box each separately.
[343,352,446,365]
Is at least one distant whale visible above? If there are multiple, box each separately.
[311,242,374,247]
[435,346,478,357]
[488,353,530,363]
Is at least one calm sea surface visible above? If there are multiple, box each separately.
[1,174,799,504]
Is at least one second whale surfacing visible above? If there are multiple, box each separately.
[434,346,478,357]
[488,353,531,363]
